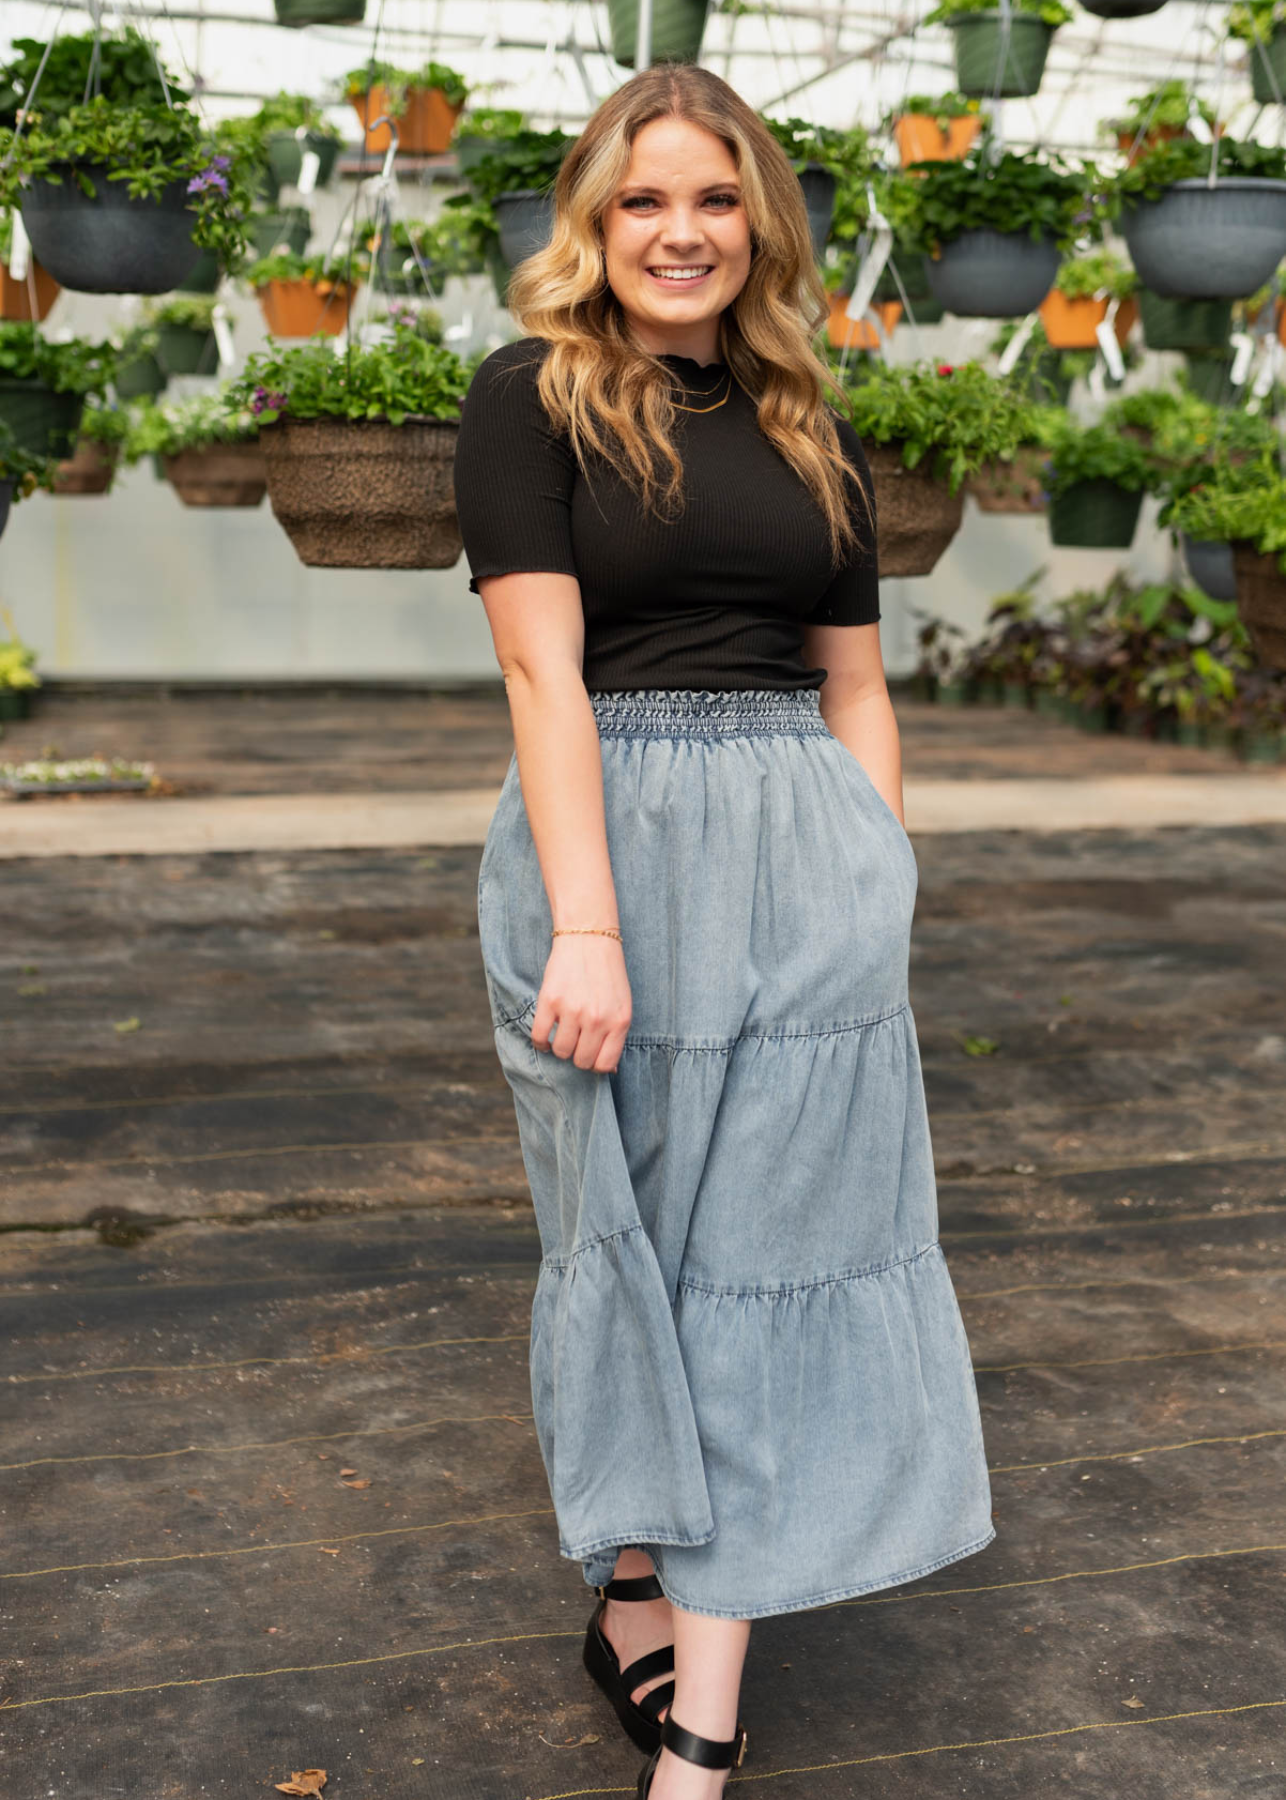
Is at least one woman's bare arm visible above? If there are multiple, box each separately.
[802,620,906,828]
[477,569,632,1073]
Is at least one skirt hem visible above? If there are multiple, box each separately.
[647,1524,998,1621]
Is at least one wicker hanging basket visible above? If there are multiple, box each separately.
[865,441,964,578]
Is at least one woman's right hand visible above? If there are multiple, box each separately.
[532,934,632,1073]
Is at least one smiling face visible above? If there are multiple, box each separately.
[599,114,753,365]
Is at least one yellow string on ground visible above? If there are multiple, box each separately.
[974,1337,1286,1374]
[987,1427,1286,1475]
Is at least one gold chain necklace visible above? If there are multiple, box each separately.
[671,368,733,413]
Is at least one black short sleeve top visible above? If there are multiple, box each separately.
[452,335,880,692]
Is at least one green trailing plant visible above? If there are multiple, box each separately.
[141,294,220,331]
[1103,136,1286,212]
[122,390,260,464]
[1161,451,1286,571]
[1040,417,1159,496]
[0,28,187,127]
[1108,80,1218,139]
[76,398,132,447]
[461,127,576,206]
[244,248,367,288]
[254,91,344,142]
[0,96,256,270]
[839,360,1035,492]
[229,328,471,425]
[343,58,469,110]
[886,147,1094,253]
[923,0,1074,25]
[0,321,113,395]
[1053,249,1136,300]
[888,91,981,131]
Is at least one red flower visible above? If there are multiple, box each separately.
[936,362,954,376]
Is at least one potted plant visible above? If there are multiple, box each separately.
[821,256,903,349]
[109,321,168,400]
[0,211,59,321]
[1163,452,1286,669]
[966,401,1060,513]
[1105,82,1220,165]
[1228,1,1286,105]
[1038,249,1138,347]
[838,360,1033,575]
[462,128,575,270]
[887,93,982,168]
[125,390,268,507]
[1042,417,1157,548]
[452,108,527,174]
[762,117,871,257]
[274,0,365,26]
[605,0,710,67]
[923,0,1074,98]
[249,206,312,261]
[228,325,472,567]
[0,604,41,720]
[52,398,129,494]
[1103,136,1286,300]
[138,294,224,376]
[0,322,111,457]
[252,92,345,198]
[345,59,469,156]
[0,92,254,296]
[887,147,1089,317]
[245,249,365,337]
[1081,0,1167,18]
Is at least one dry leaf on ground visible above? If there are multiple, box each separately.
[275,1770,327,1797]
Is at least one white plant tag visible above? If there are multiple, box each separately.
[297,149,321,196]
[212,304,235,368]
[997,311,1038,376]
[1229,331,1255,386]
[7,211,30,279]
[1086,359,1107,403]
[1096,315,1125,383]
[1186,111,1213,146]
[847,181,893,321]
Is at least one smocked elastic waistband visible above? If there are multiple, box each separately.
[589,687,832,740]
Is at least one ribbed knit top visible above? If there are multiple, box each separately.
[452,335,880,693]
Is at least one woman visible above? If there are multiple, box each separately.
[452,63,994,1800]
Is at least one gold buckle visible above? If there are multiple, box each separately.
[735,1726,748,1767]
[595,1584,607,1598]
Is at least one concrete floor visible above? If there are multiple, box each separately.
[1,686,1284,1799]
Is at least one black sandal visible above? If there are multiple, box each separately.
[582,1571,676,1755]
[637,1710,749,1797]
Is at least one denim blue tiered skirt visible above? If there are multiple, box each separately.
[476,687,995,1621]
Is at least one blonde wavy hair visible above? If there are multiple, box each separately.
[505,63,869,575]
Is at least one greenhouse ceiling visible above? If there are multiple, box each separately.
[5,0,1281,158]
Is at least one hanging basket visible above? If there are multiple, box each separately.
[115,350,167,400]
[865,441,964,578]
[265,131,340,198]
[606,0,710,66]
[1182,350,1237,405]
[52,437,118,495]
[256,277,356,337]
[1182,533,1238,601]
[1137,288,1233,350]
[273,0,366,23]
[946,14,1055,99]
[826,295,902,350]
[1120,178,1286,301]
[798,164,837,260]
[157,323,220,376]
[1047,479,1144,548]
[258,414,464,569]
[1082,0,1166,14]
[1250,26,1286,105]
[21,167,201,296]
[250,208,312,261]
[893,113,981,168]
[0,255,60,322]
[0,377,84,458]
[925,228,1060,317]
[350,86,464,155]
[164,443,268,508]
[493,189,555,270]
[1230,542,1286,670]
[965,446,1048,514]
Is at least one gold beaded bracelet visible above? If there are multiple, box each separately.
[552,926,623,942]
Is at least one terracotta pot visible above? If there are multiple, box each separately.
[1230,541,1286,671]
[1115,123,1223,166]
[1278,297,1286,348]
[865,440,964,578]
[349,85,464,155]
[1039,290,1108,349]
[826,295,902,351]
[164,443,268,508]
[965,446,1048,514]
[256,277,356,338]
[259,414,464,569]
[894,113,981,169]
[0,255,60,322]
[53,437,118,495]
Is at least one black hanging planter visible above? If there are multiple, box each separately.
[0,377,84,458]
[1080,0,1166,13]
[797,163,837,259]
[492,189,555,271]
[21,167,201,296]
[1182,534,1237,601]
[1120,178,1286,300]
[925,228,1060,317]
[1048,479,1144,548]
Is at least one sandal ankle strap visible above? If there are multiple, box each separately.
[594,1572,666,1602]
[660,1712,748,1770]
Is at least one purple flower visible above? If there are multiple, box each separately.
[188,161,231,196]
[250,386,287,416]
